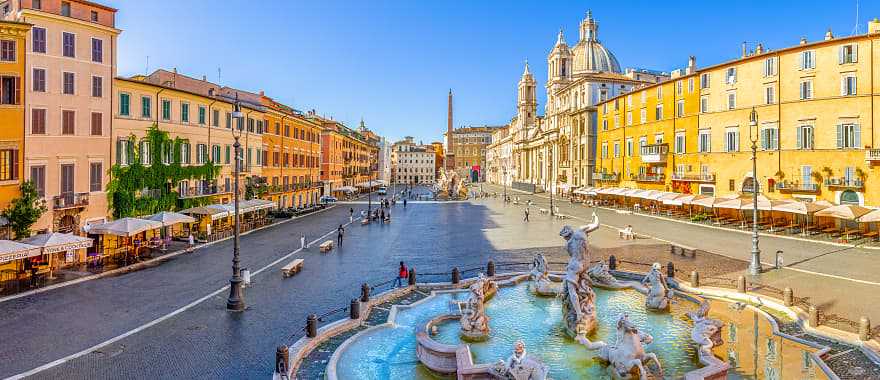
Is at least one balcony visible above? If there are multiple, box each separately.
[866,149,880,162]
[776,182,820,194]
[671,173,715,183]
[53,192,89,210]
[639,144,668,164]
[634,173,666,183]
[178,186,231,199]
[593,173,619,182]
[825,177,865,191]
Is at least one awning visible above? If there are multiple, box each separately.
[143,211,197,227]
[180,205,230,220]
[814,204,873,221]
[88,218,163,237]
[0,240,41,264]
[713,194,773,211]
[772,200,832,215]
[21,232,93,254]
[335,186,357,193]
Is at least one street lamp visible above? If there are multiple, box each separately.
[227,93,246,311]
[748,107,762,276]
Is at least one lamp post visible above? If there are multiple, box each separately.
[748,107,762,276]
[547,154,554,216]
[502,166,508,200]
[227,93,246,311]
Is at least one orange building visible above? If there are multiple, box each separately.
[260,94,321,208]
[313,113,377,197]
[0,20,31,238]
[431,141,444,179]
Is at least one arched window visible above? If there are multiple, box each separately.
[840,190,860,205]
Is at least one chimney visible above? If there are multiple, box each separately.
[741,42,747,58]
[259,90,265,96]
[800,37,807,45]
[686,56,696,74]
[870,18,880,34]
[825,29,834,40]
[202,75,207,81]
[755,43,764,54]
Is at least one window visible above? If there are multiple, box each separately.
[676,80,682,95]
[837,123,860,149]
[613,142,620,158]
[141,96,151,118]
[62,110,75,135]
[797,125,814,150]
[180,103,189,123]
[225,112,231,128]
[198,106,206,124]
[0,40,14,61]
[639,108,646,123]
[32,27,46,53]
[725,67,737,84]
[90,112,102,136]
[31,109,46,134]
[700,96,708,113]
[601,143,608,159]
[61,1,71,16]
[676,100,684,117]
[90,10,98,22]
[0,75,19,105]
[212,145,221,163]
[725,127,739,152]
[700,73,710,89]
[161,142,172,164]
[602,119,607,131]
[30,166,45,197]
[33,0,42,9]
[212,109,219,127]
[626,111,632,126]
[91,38,102,62]
[247,118,254,132]
[626,138,633,156]
[139,141,151,165]
[698,129,711,152]
[761,126,778,150]
[626,95,632,107]
[801,166,812,186]
[765,86,775,105]
[656,86,662,99]
[180,143,191,164]
[763,57,777,77]
[91,76,102,97]
[196,144,207,164]
[0,149,18,181]
[674,132,685,154]
[839,44,858,64]
[841,75,857,96]
[119,93,130,116]
[655,104,663,120]
[225,145,231,164]
[800,50,816,70]
[161,99,171,120]
[116,139,131,165]
[62,32,75,58]
[799,80,812,100]
[727,92,736,110]
[654,133,664,145]
[89,162,102,191]
[62,72,74,94]
[688,78,694,93]
[640,91,646,104]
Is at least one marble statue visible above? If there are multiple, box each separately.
[596,314,663,379]
[642,263,672,312]
[460,274,490,341]
[686,300,725,358]
[434,170,468,200]
[560,213,604,348]
[489,340,549,380]
[587,262,619,288]
[529,253,557,296]
[477,272,499,300]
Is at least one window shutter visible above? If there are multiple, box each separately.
[838,46,844,64]
[854,124,861,148]
[836,124,843,148]
[796,127,803,149]
[799,52,805,70]
[116,140,122,164]
[14,76,20,104]
[841,77,846,96]
[11,149,18,179]
[852,44,858,63]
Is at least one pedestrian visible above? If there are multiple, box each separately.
[300,233,307,249]
[395,261,408,287]
[523,207,530,222]
[380,209,385,222]
[337,224,345,247]
[403,199,407,208]
[350,207,354,219]
[187,233,195,253]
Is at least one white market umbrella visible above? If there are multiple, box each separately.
[89,218,163,237]
[144,211,196,227]
[21,232,93,254]
[814,204,873,221]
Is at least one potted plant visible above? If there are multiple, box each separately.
[810,171,823,185]
[774,170,785,180]
[821,167,833,179]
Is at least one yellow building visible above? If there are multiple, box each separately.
[0,21,30,221]
[260,95,321,208]
[597,20,880,206]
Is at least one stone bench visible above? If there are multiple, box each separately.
[319,240,334,252]
[281,259,304,277]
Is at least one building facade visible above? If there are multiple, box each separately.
[315,114,378,196]
[0,20,30,218]
[260,94,321,209]
[596,20,880,206]
[392,137,435,185]
[7,0,120,233]
[486,125,512,187]
[445,125,500,182]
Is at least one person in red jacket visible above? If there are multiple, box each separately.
[395,261,408,287]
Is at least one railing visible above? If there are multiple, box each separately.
[865,149,880,161]
[178,186,230,199]
[640,144,668,163]
[670,173,715,182]
[824,177,864,189]
[776,182,820,193]
[594,173,619,182]
[53,192,89,210]
[634,173,665,183]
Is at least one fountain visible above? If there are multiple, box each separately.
[459,274,496,341]
[435,169,468,200]
[642,263,673,312]
[488,340,549,380]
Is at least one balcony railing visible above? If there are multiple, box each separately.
[178,186,231,199]
[53,192,89,210]
[634,173,666,183]
[825,177,865,190]
[670,173,715,183]
[593,173,619,182]
[776,182,820,194]
[640,144,668,164]
[866,149,880,161]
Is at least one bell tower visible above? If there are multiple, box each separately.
[517,61,537,134]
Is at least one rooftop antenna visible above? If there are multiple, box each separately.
[145,56,149,74]
[851,0,860,35]
[217,67,222,85]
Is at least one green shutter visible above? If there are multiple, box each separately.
[854,124,861,148]
[836,124,843,148]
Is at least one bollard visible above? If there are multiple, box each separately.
[408,268,416,286]
[859,317,871,341]
[487,260,496,277]
[809,306,819,327]
[690,271,700,288]
[451,267,460,284]
[775,250,783,269]
[306,314,318,338]
[666,262,675,278]
[275,345,290,375]
[360,283,370,303]
[608,255,617,270]
[783,288,793,307]
[350,298,360,319]
[737,276,746,293]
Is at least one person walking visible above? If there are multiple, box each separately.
[395,261,408,287]
[403,199,407,208]
[380,209,385,222]
[523,207,530,222]
[187,233,195,253]
[349,208,354,223]
[337,224,344,247]
[300,233,307,249]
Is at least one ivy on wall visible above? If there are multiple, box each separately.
[107,124,220,218]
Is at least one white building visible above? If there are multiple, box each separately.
[392,137,435,185]
[377,137,392,183]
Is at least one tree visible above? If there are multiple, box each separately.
[2,181,47,239]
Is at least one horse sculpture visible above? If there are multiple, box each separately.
[596,314,663,379]
[642,263,672,311]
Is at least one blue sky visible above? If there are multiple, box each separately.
[111,0,879,143]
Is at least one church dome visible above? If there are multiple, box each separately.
[571,11,621,74]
